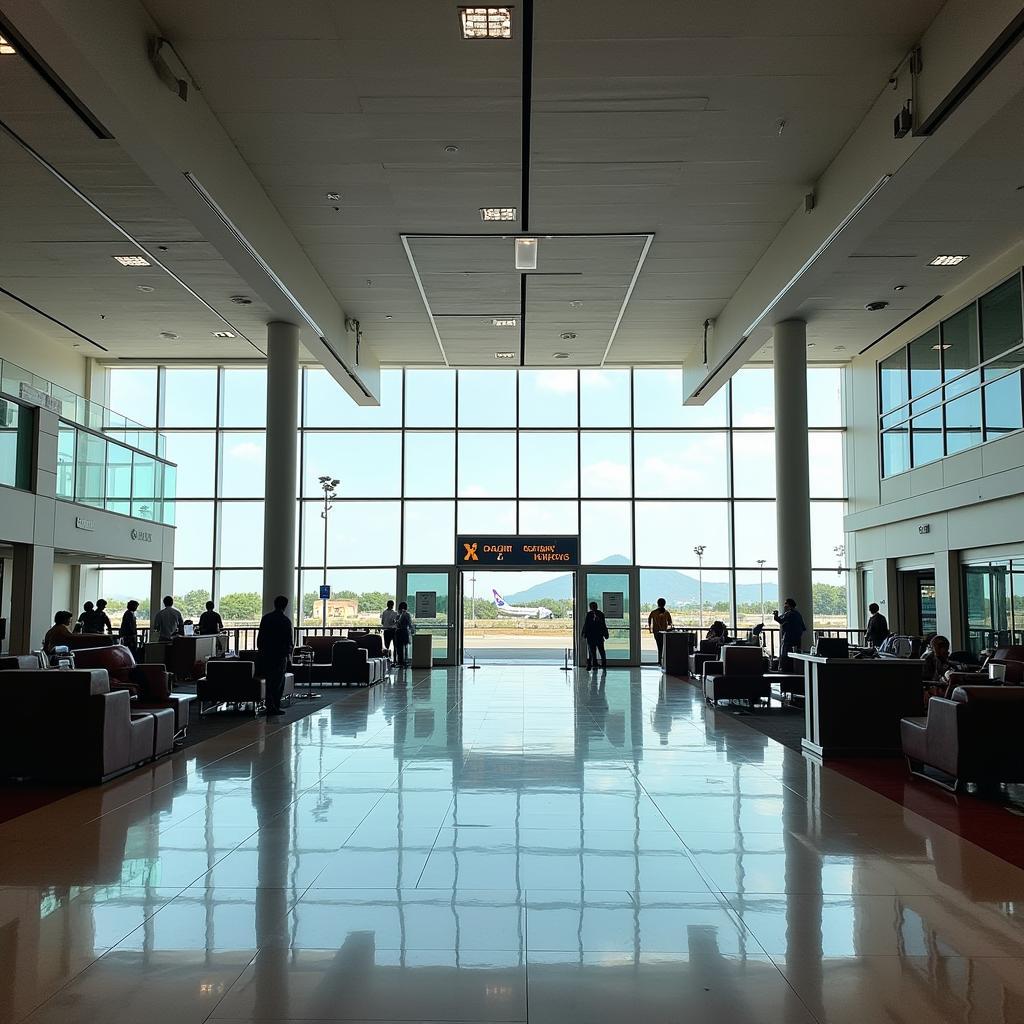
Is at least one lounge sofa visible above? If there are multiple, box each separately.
[688,639,722,679]
[198,655,294,715]
[0,668,167,783]
[901,684,1024,791]
[332,639,385,686]
[299,635,343,685]
[945,645,1024,692]
[704,645,772,706]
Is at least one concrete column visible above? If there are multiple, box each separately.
[262,322,300,613]
[934,550,963,649]
[10,543,54,654]
[773,320,813,644]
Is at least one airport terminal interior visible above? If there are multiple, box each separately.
[2,0,1024,1021]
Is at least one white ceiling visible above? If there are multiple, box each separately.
[1,0,1021,372]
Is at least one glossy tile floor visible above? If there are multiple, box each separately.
[3,667,1024,1023]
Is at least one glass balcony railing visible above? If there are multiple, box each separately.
[0,396,33,490]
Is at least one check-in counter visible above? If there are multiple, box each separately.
[661,630,696,677]
[793,653,925,759]
[169,634,218,680]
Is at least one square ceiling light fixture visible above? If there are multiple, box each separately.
[212,330,236,338]
[0,34,16,54]
[928,255,969,266]
[480,207,517,222]
[514,237,538,270]
[459,7,512,39]
[494,351,516,360]
[113,254,151,267]
[492,318,518,327]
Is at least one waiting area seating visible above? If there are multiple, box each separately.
[197,653,294,716]
[0,668,173,783]
[332,639,388,685]
[702,645,804,708]
[901,684,1024,792]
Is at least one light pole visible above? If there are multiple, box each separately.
[756,559,766,625]
[469,571,477,623]
[693,545,706,630]
[319,476,339,630]
[833,544,846,576]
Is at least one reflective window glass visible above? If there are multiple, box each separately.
[984,371,1023,441]
[172,569,213,607]
[980,275,1024,373]
[131,453,157,520]
[161,368,217,427]
[108,368,157,427]
[403,501,454,564]
[299,569,397,626]
[519,432,578,497]
[634,502,729,566]
[404,432,455,496]
[303,432,400,497]
[162,432,216,498]
[215,571,264,620]
[74,432,105,508]
[519,370,578,427]
[217,501,264,566]
[219,431,266,498]
[458,370,516,427]
[105,442,133,515]
[733,501,776,567]
[221,369,267,427]
[304,367,402,427]
[457,432,516,496]
[580,369,631,427]
[633,432,727,497]
[405,369,455,427]
[519,501,578,534]
[735,568,778,628]
[810,501,846,568]
[941,304,980,398]
[911,409,943,467]
[731,368,774,427]
[457,500,516,534]
[808,432,844,497]
[173,502,215,567]
[633,369,727,427]
[806,367,843,427]
[944,392,982,455]
[882,426,910,477]
[732,432,775,497]
[580,432,631,497]
[301,500,400,566]
[56,423,76,498]
[813,570,850,628]
[580,501,632,564]
[908,327,941,401]
[879,349,908,414]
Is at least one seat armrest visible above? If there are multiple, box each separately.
[132,663,171,700]
[924,698,962,776]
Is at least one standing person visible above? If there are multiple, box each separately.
[647,598,673,663]
[394,601,414,668]
[865,602,889,647]
[80,600,112,634]
[153,595,183,642]
[380,599,399,661]
[198,600,224,636]
[120,600,140,659]
[581,601,609,670]
[43,611,75,653]
[75,601,94,633]
[257,595,293,716]
[773,598,806,672]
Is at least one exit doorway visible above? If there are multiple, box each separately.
[462,569,575,664]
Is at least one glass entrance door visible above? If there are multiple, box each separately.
[579,568,638,665]
[397,568,459,667]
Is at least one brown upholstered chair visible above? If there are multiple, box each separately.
[901,684,1024,791]
[197,659,265,716]
[0,668,157,783]
[704,645,772,706]
[66,633,118,650]
[354,634,389,679]
[299,635,342,684]
[332,640,378,686]
[688,640,722,678]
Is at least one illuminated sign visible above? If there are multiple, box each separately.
[457,535,579,566]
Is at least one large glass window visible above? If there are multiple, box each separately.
[221,368,267,427]
[980,275,1023,373]
[161,368,217,427]
[519,370,577,427]
[941,305,979,397]
[879,349,908,414]
[984,372,1023,441]
[634,502,729,567]
[404,433,455,496]
[458,370,516,427]
[162,432,216,498]
[633,369,727,427]
[457,432,516,496]
[730,368,773,427]
[405,369,456,427]
[580,432,631,497]
[634,433,727,497]
[108,368,158,427]
[219,432,266,498]
[304,367,402,427]
[518,432,578,497]
[580,369,630,427]
[908,327,941,407]
[303,432,400,497]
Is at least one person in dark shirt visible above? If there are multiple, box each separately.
[198,601,224,636]
[75,601,93,633]
[773,598,806,672]
[257,595,293,716]
[120,599,140,658]
[581,601,609,670]
[80,600,112,634]
[865,603,889,647]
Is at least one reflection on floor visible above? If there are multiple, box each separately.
[3,666,1024,1023]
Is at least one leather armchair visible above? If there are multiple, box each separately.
[238,649,294,704]
[300,635,342,684]
[901,684,1024,791]
[704,645,771,706]
[688,640,721,679]
[354,634,389,679]
[0,668,156,783]
[197,659,267,715]
[332,639,378,685]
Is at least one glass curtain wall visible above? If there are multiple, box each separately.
[963,557,1024,653]
[102,365,848,646]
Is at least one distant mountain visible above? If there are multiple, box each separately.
[505,557,778,606]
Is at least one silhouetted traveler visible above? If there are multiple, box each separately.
[380,600,399,661]
[43,611,74,653]
[75,601,93,634]
[582,601,609,670]
[865,603,889,647]
[394,601,414,667]
[120,600,140,658]
[773,598,806,672]
[199,600,224,636]
[257,595,292,715]
[153,595,183,642]
[648,598,673,661]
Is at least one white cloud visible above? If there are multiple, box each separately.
[227,441,264,462]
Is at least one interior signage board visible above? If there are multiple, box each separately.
[458,535,579,567]
[602,591,624,618]
[415,591,437,618]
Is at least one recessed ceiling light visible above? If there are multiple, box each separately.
[492,318,518,327]
[137,285,155,293]
[325,192,342,201]
[569,300,583,309]
[443,144,460,154]
[929,255,969,266]
[0,35,15,55]
[480,207,517,222]
[113,254,151,267]
[560,331,577,341]
[893,284,906,292]
[459,6,512,39]
[494,351,516,360]
[931,343,953,351]
[864,301,889,311]
[212,330,235,338]
[515,237,538,270]
[553,352,570,359]
[159,331,178,340]
[229,294,253,305]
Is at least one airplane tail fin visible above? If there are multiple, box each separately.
[492,589,505,606]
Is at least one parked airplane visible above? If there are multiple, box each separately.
[492,589,554,619]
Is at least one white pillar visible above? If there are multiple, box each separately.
[773,320,813,645]
[10,543,54,654]
[262,322,300,613]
